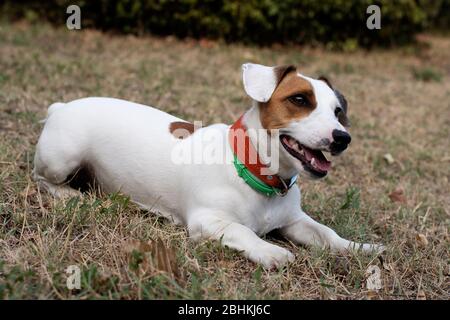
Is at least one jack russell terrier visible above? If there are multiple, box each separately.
[33,63,383,269]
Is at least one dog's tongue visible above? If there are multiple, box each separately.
[303,146,331,172]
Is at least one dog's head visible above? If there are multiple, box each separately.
[242,63,351,179]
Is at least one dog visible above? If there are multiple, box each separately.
[33,63,383,269]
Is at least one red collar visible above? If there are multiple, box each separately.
[228,114,296,193]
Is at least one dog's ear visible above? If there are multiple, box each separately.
[318,76,333,89]
[242,63,295,102]
[334,89,350,127]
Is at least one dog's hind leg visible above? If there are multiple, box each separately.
[188,210,294,269]
[280,209,385,254]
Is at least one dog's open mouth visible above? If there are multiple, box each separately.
[280,135,331,177]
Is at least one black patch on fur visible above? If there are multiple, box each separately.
[334,89,350,127]
[318,76,333,89]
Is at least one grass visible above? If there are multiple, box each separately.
[412,67,443,82]
[0,21,449,300]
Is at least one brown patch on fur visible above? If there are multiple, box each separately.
[259,70,317,129]
[169,121,195,139]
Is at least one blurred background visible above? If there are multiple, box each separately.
[1,0,449,49]
[0,1,449,299]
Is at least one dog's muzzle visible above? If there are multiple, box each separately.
[330,129,351,155]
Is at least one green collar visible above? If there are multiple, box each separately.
[232,153,297,197]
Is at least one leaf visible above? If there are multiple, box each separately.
[123,239,152,254]
[388,188,406,204]
[415,233,428,247]
[383,153,395,165]
[417,290,426,300]
[366,290,378,299]
[123,238,184,283]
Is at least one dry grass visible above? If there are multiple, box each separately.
[0,22,449,299]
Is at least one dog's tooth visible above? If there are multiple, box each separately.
[311,158,316,166]
[290,138,296,147]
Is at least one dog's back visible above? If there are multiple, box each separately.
[33,97,190,222]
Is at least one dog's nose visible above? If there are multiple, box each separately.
[332,129,351,145]
[330,129,351,154]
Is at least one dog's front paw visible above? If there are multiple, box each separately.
[353,242,386,255]
[249,243,294,269]
[368,243,386,255]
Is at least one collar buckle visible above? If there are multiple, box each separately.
[273,175,298,197]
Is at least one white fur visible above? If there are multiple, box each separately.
[242,63,278,103]
[33,64,383,269]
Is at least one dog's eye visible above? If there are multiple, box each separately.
[335,106,343,117]
[288,94,309,106]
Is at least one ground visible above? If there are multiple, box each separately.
[0,22,449,299]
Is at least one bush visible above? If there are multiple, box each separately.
[412,67,443,82]
[1,0,448,47]
[433,0,450,30]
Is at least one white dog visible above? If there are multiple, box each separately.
[33,63,383,269]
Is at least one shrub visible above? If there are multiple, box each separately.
[1,0,448,47]
[412,67,443,82]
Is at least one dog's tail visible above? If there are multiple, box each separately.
[47,102,65,116]
[39,102,65,123]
